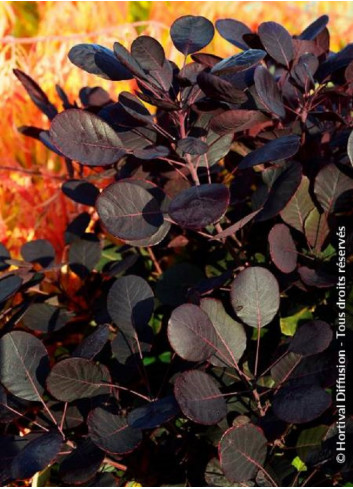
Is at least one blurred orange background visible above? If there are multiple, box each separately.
[1,1,352,256]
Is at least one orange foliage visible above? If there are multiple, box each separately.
[1,1,352,256]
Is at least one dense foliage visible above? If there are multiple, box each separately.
[1,14,353,487]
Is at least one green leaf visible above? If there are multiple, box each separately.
[280,307,313,336]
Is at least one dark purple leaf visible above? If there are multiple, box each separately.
[289,321,333,356]
[62,179,99,206]
[73,324,110,359]
[211,49,266,75]
[107,275,154,337]
[167,303,217,361]
[174,370,227,425]
[254,66,286,118]
[230,267,280,328]
[0,275,22,303]
[88,407,142,454]
[219,424,267,482]
[0,244,10,271]
[131,35,165,72]
[65,212,91,244]
[197,71,248,104]
[239,135,300,169]
[177,137,208,155]
[258,22,293,68]
[39,130,64,156]
[210,110,269,136]
[291,53,319,88]
[13,69,58,120]
[273,385,331,423]
[213,208,262,239]
[196,131,233,168]
[21,239,55,268]
[257,161,303,221]
[59,440,105,485]
[314,163,353,213]
[170,15,214,55]
[50,109,125,166]
[119,92,153,125]
[0,332,49,402]
[280,176,314,232]
[191,53,222,67]
[23,303,73,333]
[156,263,205,306]
[124,180,171,247]
[168,183,230,229]
[69,233,101,278]
[271,352,302,386]
[0,386,28,424]
[215,19,251,50]
[128,396,180,429]
[11,431,63,480]
[46,358,111,402]
[298,266,336,289]
[200,298,246,367]
[113,41,147,80]
[79,86,111,107]
[299,15,329,41]
[269,223,297,274]
[133,145,170,160]
[304,208,329,252]
[96,180,164,241]
[68,43,133,80]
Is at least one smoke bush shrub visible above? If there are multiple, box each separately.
[1,13,353,486]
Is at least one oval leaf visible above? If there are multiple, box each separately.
[0,275,22,303]
[230,267,280,328]
[88,407,142,454]
[50,109,124,166]
[289,320,333,356]
[23,303,73,333]
[171,15,214,55]
[59,440,104,485]
[174,370,227,425]
[107,275,154,336]
[177,137,208,155]
[200,298,246,367]
[72,324,110,360]
[127,396,180,429]
[131,36,165,72]
[47,358,111,402]
[11,431,62,480]
[269,223,297,274]
[0,331,49,402]
[258,22,293,68]
[215,19,251,50]
[62,180,99,206]
[168,304,217,362]
[314,163,353,213]
[21,239,55,268]
[219,424,267,482]
[68,43,133,81]
[273,385,331,424]
[169,184,229,230]
[210,109,269,136]
[280,176,314,232]
[254,66,285,118]
[96,180,164,241]
[239,135,300,169]
[69,234,101,278]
